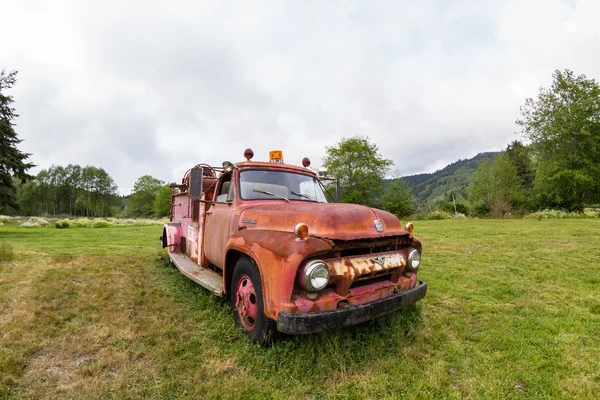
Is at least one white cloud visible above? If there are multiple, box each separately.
[2,0,599,193]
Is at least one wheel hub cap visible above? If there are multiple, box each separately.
[236,274,258,330]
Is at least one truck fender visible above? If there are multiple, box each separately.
[225,230,332,320]
[162,222,182,253]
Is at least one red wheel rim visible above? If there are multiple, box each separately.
[236,274,258,330]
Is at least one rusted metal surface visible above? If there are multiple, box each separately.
[226,231,332,320]
[163,158,425,331]
[318,252,407,296]
[236,202,406,241]
[277,281,427,334]
[170,252,223,295]
[235,273,259,330]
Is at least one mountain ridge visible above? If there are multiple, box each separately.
[388,151,501,210]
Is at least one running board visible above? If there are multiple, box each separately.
[169,253,223,296]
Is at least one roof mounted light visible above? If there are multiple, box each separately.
[244,148,254,160]
[302,157,311,168]
[269,150,284,163]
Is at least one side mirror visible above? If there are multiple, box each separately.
[189,167,204,200]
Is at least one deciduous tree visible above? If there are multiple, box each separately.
[322,136,392,207]
[382,177,415,217]
[469,154,524,217]
[517,69,600,211]
[154,185,172,217]
[126,175,164,217]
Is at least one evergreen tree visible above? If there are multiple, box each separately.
[0,70,34,209]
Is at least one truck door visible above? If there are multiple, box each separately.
[203,174,235,269]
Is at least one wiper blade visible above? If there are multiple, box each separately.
[290,191,311,200]
[253,189,289,203]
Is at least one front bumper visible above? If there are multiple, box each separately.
[277,281,427,334]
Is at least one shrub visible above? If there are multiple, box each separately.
[489,199,512,218]
[55,219,71,229]
[523,209,599,219]
[0,215,14,224]
[0,243,15,263]
[438,202,469,215]
[20,217,50,228]
[91,219,111,228]
[72,218,93,227]
[471,203,490,218]
[426,210,452,220]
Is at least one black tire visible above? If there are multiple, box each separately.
[230,256,278,346]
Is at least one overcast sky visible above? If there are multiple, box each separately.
[2,0,599,194]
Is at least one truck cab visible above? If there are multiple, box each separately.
[161,150,427,345]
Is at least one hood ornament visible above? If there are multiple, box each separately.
[374,219,384,232]
[373,256,385,267]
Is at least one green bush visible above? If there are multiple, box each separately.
[523,209,599,219]
[0,243,14,263]
[91,219,111,228]
[426,210,452,220]
[55,219,71,229]
[471,203,490,218]
[0,215,14,224]
[438,202,469,215]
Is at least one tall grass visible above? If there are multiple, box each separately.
[0,215,167,229]
[0,243,14,263]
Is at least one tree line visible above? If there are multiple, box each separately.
[323,70,600,217]
[1,168,173,218]
[18,164,119,217]
[1,68,599,219]
[468,69,600,216]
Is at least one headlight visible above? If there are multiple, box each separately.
[304,260,330,291]
[406,249,420,271]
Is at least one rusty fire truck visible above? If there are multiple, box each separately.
[160,149,427,345]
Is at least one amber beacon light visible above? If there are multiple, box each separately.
[269,150,284,163]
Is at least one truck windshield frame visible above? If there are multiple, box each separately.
[238,169,328,203]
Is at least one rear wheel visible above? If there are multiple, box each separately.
[231,257,277,346]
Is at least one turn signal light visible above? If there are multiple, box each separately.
[405,222,414,233]
[294,222,309,239]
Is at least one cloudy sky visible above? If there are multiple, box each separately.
[2,0,599,194]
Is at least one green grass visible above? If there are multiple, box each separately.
[0,220,599,399]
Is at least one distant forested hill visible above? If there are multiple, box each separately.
[392,151,501,210]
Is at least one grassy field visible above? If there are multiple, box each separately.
[0,219,599,399]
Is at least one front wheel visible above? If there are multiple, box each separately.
[230,257,278,346]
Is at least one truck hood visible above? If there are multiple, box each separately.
[237,202,407,241]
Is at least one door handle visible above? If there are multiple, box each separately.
[206,211,212,215]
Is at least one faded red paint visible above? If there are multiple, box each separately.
[163,158,424,328]
[235,274,259,330]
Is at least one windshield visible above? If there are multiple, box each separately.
[239,169,328,203]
